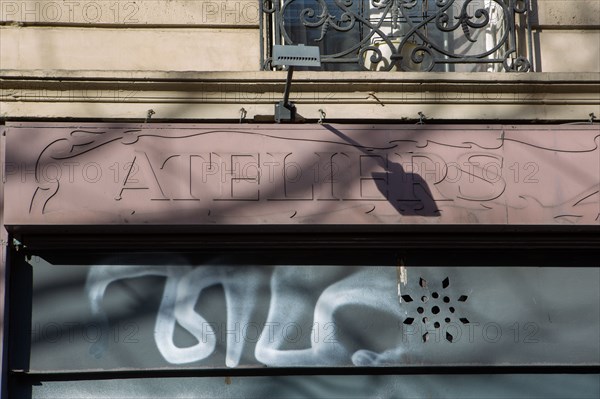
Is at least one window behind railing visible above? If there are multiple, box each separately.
[260,0,533,71]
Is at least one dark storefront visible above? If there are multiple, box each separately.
[1,122,599,397]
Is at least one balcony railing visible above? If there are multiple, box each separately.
[260,0,533,72]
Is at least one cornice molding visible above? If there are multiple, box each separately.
[2,70,599,83]
[2,71,599,121]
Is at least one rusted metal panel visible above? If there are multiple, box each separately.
[3,123,599,226]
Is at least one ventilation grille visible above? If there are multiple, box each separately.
[401,277,471,343]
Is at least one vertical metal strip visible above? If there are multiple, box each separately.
[274,0,281,46]
[0,124,7,398]
[259,0,265,69]
[510,0,518,66]
[526,0,535,71]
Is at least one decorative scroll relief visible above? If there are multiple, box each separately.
[4,123,599,225]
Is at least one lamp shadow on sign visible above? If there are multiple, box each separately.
[323,124,441,217]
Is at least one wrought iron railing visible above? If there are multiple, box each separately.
[260,0,533,71]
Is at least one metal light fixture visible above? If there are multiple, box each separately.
[272,44,321,123]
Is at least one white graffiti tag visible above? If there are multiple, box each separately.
[86,264,409,367]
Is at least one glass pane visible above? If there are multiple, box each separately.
[19,251,600,371]
[282,0,365,70]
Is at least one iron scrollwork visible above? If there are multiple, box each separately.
[261,0,533,71]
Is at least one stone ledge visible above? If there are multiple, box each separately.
[2,71,598,121]
[2,70,599,83]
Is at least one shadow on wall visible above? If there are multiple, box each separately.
[324,124,440,217]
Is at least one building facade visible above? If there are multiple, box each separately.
[1,1,599,398]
